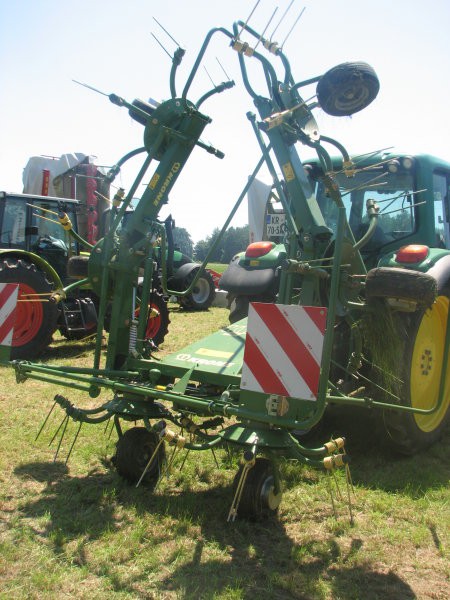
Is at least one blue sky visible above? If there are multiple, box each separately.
[1,0,449,241]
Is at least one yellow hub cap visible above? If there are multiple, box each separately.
[411,295,450,432]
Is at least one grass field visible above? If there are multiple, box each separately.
[0,305,449,599]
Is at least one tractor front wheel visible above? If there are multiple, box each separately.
[383,293,450,454]
[0,258,59,359]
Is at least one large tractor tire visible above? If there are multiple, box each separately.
[0,258,59,359]
[383,291,450,454]
[179,269,215,311]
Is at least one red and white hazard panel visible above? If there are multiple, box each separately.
[240,303,327,401]
[0,283,19,347]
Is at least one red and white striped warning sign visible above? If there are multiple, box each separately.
[240,303,327,401]
[0,283,19,347]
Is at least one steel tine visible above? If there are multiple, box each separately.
[210,447,219,469]
[35,399,57,441]
[64,422,83,465]
[103,416,112,435]
[48,413,68,446]
[53,415,70,462]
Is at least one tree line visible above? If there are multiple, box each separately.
[173,225,249,263]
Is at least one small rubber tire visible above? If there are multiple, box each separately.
[317,61,380,117]
[0,258,59,359]
[231,458,282,520]
[113,427,165,487]
[365,267,437,308]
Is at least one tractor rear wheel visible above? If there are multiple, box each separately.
[232,457,282,520]
[113,427,165,487]
[179,269,215,311]
[383,293,450,454]
[0,258,59,359]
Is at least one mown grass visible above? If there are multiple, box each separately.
[0,305,449,599]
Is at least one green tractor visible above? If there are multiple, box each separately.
[6,14,449,519]
[221,152,450,321]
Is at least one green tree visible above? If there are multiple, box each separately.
[194,225,249,263]
[173,226,194,257]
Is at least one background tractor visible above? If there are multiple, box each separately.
[1,159,215,359]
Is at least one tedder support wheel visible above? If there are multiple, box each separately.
[316,61,380,117]
[113,427,165,487]
[179,269,215,311]
[0,258,59,359]
[232,457,282,520]
[383,292,450,454]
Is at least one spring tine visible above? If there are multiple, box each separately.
[64,422,82,465]
[136,438,164,488]
[331,469,343,501]
[326,472,338,519]
[216,57,231,81]
[165,445,179,476]
[53,415,70,463]
[107,419,116,440]
[152,16,181,47]
[35,400,57,441]
[345,466,355,526]
[237,0,261,39]
[227,463,251,522]
[281,7,306,49]
[48,413,68,447]
[211,447,219,469]
[254,7,278,51]
[270,0,295,40]
[345,463,355,495]
[150,32,172,60]
[179,448,190,471]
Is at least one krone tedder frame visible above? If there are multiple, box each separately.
[7,14,449,520]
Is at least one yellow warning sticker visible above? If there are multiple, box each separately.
[282,162,295,181]
[195,348,233,359]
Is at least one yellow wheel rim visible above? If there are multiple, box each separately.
[411,295,450,432]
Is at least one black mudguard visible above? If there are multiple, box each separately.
[219,257,277,295]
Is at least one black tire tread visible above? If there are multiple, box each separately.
[366,267,437,308]
[113,427,165,486]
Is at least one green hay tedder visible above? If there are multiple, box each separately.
[3,11,449,520]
